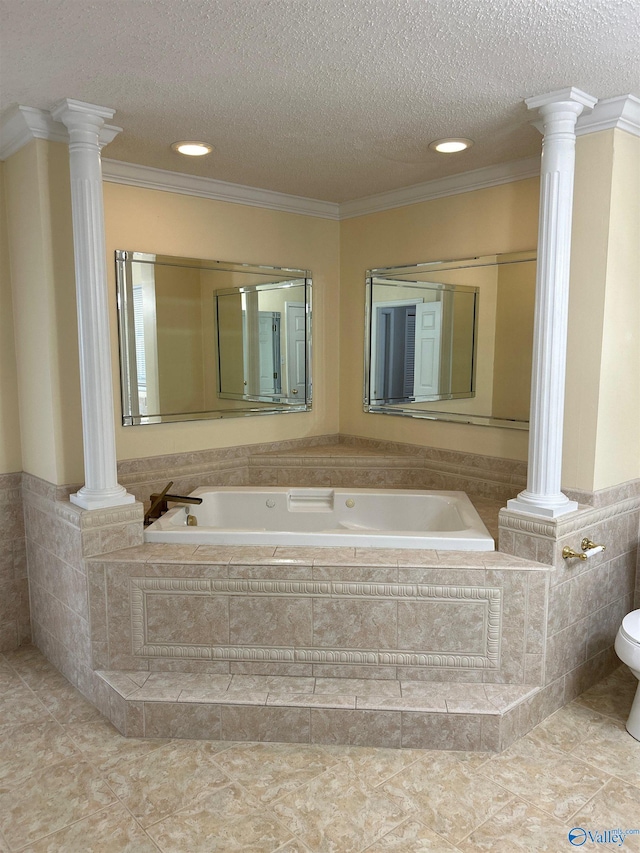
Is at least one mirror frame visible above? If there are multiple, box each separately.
[115,251,312,426]
[363,250,536,430]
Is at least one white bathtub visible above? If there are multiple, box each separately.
[144,487,495,551]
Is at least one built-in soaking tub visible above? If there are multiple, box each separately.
[144,487,495,550]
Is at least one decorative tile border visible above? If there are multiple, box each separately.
[129,576,502,669]
[500,494,640,538]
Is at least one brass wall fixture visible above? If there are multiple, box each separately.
[562,538,606,560]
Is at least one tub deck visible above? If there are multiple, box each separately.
[88,543,552,751]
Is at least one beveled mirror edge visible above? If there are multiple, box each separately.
[363,249,535,430]
[115,250,313,426]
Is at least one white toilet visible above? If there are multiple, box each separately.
[614,609,640,741]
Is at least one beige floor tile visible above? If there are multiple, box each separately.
[214,742,341,805]
[3,644,638,852]
[479,734,610,820]
[272,763,407,852]
[0,757,116,849]
[526,702,608,753]
[458,797,570,852]
[273,840,313,852]
[0,661,24,690]
[35,682,104,725]
[63,718,170,771]
[105,740,232,827]
[379,752,513,844]
[3,653,68,692]
[146,781,294,852]
[571,777,640,851]
[574,665,637,723]
[18,802,159,852]
[364,818,458,851]
[571,715,640,787]
[329,745,426,788]
[450,751,496,772]
[0,719,79,792]
[0,683,51,730]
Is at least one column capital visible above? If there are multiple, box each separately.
[525,87,598,114]
[50,99,121,147]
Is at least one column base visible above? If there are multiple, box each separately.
[70,486,135,511]
[506,492,578,518]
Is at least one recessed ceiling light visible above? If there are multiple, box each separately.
[428,138,474,154]
[171,141,213,156]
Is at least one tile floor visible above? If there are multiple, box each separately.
[1,645,639,852]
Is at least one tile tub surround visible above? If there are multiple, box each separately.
[20,442,640,753]
[85,544,552,749]
[116,433,343,505]
[89,545,547,684]
[249,437,528,505]
[115,433,528,509]
[0,472,28,652]
[500,490,640,700]
[22,473,144,703]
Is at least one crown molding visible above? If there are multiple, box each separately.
[338,157,541,219]
[101,157,541,221]
[0,104,121,160]
[0,105,67,159]
[101,159,341,220]
[575,94,640,137]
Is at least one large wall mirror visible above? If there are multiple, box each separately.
[115,251,312,425]
[364,251,536,429]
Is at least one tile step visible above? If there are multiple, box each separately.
[96,670,542,751]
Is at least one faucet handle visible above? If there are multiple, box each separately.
[144,481,174,525]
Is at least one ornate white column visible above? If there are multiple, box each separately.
[51,99,134,509]
[507,88,597,518]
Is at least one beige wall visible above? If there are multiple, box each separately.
[339,179,539,461]
[594,131,640,490]
[565,130,640,492]
[0,162,22,474]
[3,140,82,484]
[104,183,340,462]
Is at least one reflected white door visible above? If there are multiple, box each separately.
[286,303,306,399]
[413,301,442,397]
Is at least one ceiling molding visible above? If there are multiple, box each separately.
[101,159,341,220]
[338,157,541,219]
[575,94,640,137]
[0,104,122,160]
[0,105,67,159]
[102,156,542,221]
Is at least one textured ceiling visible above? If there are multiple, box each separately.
[1,0,639,202]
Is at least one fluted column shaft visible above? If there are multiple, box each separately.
[52,99,134,509]
[507,88,597,518]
